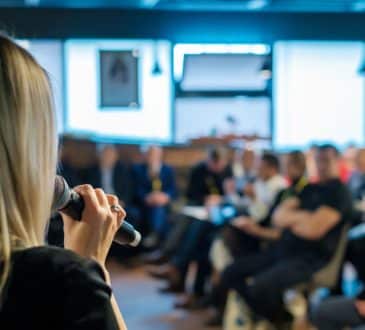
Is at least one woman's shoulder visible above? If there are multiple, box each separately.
[1,249,116,329]
[13,245,86,268]
[12,246,107,284]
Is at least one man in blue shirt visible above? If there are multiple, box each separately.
[132,145,177,247]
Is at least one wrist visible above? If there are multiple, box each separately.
[101,265,111,285]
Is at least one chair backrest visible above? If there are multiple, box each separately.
[311,223,350,289]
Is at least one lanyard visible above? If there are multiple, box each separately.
[152,177,162,192]
[206,176,220,195]
[281,176,308,201]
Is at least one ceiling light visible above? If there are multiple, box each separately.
[143,0,161,7]
[25,0,40,6]
[352,1,365,11]
[246,0,270,10]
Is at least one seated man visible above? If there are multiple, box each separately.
[330,148,365,295]
[229,147,256,194]
[348,148,365,202]
[95,144,133,206]
[132,145,177,247]
[166,153,284,303]
[221,152,287,258]
[218,151,307,270]
[210,144,353,328]
[148,146,232,293]
[186,146,232,206]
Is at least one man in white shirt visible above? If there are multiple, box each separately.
[225,153,287,221]
[244,153,287,221]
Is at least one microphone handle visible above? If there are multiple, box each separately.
[60,191,141,247]
[62,191,84,221]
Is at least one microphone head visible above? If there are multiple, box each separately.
[52,176,72,212]
[130,231,142,247]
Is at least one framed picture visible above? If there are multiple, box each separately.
[99,50,140,108]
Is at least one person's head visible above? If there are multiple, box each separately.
[355,148,365,174]
[207,146,228,174]
[0,35,57,287]
[258,153,280,181]
[242,148,256,172]
[343,144,357,172]
[144,145,163,166]
[285,150,306,181]
[98,144,119,169]
[315,144,340,181]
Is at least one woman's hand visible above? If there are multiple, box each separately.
[61,185,126,267]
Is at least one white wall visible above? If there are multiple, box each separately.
[20,40,64,133]
[65,39,173,143]
[274,41,365,149]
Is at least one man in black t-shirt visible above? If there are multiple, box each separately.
[216,144,353,327]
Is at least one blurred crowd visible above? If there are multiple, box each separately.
[52,141,365,330]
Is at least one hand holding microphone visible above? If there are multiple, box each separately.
[53,176,141,266]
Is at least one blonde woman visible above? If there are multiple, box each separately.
[0,35,127,329]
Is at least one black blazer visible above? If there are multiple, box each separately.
[0,246,118,330]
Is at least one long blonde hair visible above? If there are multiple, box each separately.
[0,35,57,291]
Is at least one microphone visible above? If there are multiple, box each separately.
[52,176,141,247]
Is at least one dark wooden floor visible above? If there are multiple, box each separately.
[108,259,221,330]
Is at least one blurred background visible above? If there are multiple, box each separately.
[4,1,365,329]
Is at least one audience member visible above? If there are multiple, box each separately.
[230,148,256,193]
[311,289,365,329]
[186,146,232,206]
[57,137,84,187]
[57,137,100,188]
[50,137,364,329]
[216,151,306,272]
[344,144,358,175]
[95,144,133,205]
[132,145,177,246]
[348,148,365,202]
[240,152,287,220]
[147,146,232,295]
[208,144,353,328]
[305,144,319,182]
[49,138,100,247]
[94,144,143,258]
[329,148,365,295]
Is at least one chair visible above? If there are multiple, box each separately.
[285,224,350,318]
[298,224,350,292]
[223,225,351,329]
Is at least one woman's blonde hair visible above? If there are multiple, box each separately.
[0,35,57,291]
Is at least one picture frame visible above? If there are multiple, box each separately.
[99,50,140,108]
